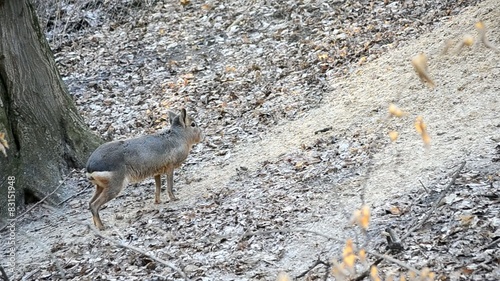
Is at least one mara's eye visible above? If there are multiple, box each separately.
[191,122,196,127]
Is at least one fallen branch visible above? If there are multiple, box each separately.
[322,262,332,281]
[314,127,332,134]
[18,226,67,281]
[21,269,40,281]
[245,227,415,280]
[295,256,330,279]
[58,183,91,206]
[242,227,344,244]
[366,250,419,274]
[353,259,383,281]
[401,161,466,241]
[0,265,9,281]
[418,179,429,193]
[84,223,190,280]
[37,204,190,281]
[480,237,500,251]
[355,161,466,281]
[0,170,75,233]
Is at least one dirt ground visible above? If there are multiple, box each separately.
[1,0,499,280]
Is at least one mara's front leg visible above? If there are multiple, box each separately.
[154,174,162,204]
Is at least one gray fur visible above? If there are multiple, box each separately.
[86,108,202,230]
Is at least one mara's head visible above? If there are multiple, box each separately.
[168,109,203,144]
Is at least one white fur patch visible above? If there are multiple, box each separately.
[87,171,115,186]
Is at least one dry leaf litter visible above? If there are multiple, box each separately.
[0,0,498,280]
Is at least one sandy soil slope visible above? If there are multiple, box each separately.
[1,0,499,280]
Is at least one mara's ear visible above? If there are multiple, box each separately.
[168,111,177,125]
[179,108,187,127]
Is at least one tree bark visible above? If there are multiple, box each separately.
[0,0,101,221]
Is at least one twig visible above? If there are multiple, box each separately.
[355,161,466,280]
[58,184,91,206]
[353,258,384,281]
[418,179,429,193]
[225,1,254,33]
[18,227,67,281]
[356,148,380,249]
[41,204,190,280]
[314,127,332,134]
[242,228,344,244]
[359,154,377,206]
[295,256,330,279]
[401,161,466,241]
[84,223,190,280]
[0,170,75,232]
[480,237,500,251]
[366,251,419,274]
[20,268,40,281]
[322,262,331,281]
[0,265,9,281]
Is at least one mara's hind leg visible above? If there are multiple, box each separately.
[166,169,178,201]
[89,184,105,229]
[89,174,126,230]
[89,184,104,207]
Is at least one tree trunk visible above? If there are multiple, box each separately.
[0,0,101,221]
